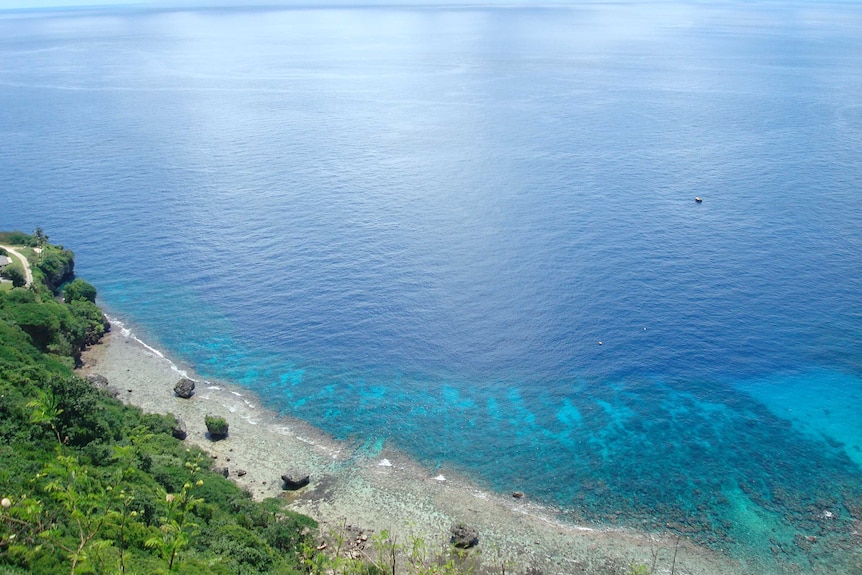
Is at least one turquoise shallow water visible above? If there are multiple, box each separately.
[2,2,862,572]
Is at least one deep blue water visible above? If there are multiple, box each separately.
[2,2,862,571]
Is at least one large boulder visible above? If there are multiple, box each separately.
[449,523,479,549]
[174,378,196,399]
[281,471,310,490]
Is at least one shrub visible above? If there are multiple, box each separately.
[1,263,26,288]
[62,279,97,304]
[265,510,318,557]
[204,415,229,439]
[199,523,276,573]
[9,303,62,350]
[2,287,36,305]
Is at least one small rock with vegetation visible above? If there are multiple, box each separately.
[205,414,229,439]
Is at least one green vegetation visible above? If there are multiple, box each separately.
[0,230,37,247]
[33,227,48,252]
[204,415,229,440]
[63,279,98,305]
[3,287,107,367]
[35,246,75,293]
[0,263,25,288]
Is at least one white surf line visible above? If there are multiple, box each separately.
[110,317,177,368]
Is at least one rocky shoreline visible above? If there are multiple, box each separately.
[79,322,748,575]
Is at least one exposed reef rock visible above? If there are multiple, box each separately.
[281,471,311,490]
[449,523,479,549]
[174,377,196,398]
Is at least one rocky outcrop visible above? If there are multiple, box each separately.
[449,523,479,549]
[174,378,195,398]
[171,417,187,440]
[101,314,111,334]
[85,373,109,388]
[281,471,310,490]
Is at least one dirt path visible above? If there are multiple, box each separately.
[0,244,34,286]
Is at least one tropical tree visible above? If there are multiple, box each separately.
[27,387,64,445]
[63,279,97,304]
[34,227,48,250]
[146,456,205,571]
[40,454,111,575]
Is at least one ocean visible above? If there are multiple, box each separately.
[1,2,861,572]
